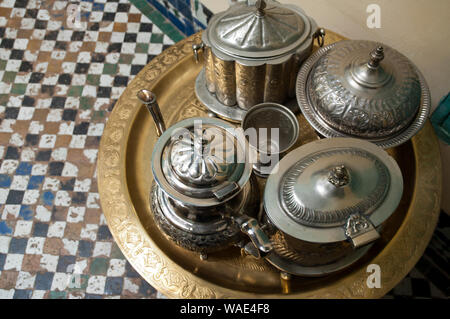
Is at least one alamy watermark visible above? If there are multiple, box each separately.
[170,120,281,174]
[42,2,87,31]
[66,263,83,289]
[366,264,381,288]
[367,4,381,29]
[66,4,84,30]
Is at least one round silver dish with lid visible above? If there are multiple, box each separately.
[263,137,403,276]
[296,40,431,148]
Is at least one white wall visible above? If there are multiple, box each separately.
[202,0,450,213]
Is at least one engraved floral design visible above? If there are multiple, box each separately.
[307,41,422,139]
[344,214,370,238]
[169,127,238,186]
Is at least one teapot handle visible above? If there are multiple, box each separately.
[234,215,272,258]
[192,42,204,63]
[314,28,326,47]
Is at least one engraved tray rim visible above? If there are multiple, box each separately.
[97,31,442,298]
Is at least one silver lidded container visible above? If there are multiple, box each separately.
[195,0,324,122]
[263,137,403,276]
[297,40,431,149]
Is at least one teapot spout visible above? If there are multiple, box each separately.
[137,89,166,137]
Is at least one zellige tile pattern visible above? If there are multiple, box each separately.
[0,0,173,299]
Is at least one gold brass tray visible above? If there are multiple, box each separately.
[98,31,442,298]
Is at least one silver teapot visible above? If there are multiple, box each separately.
[138,90,272,259]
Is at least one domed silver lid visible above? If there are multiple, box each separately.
[297,40,431,148]
[203,0,318,63]
[264,138,403,247]
[152,117,252,207]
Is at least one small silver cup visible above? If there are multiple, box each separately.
[242,103,299,177]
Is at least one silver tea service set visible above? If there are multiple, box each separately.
[138,0,431,278]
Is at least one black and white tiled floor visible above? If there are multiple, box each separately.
[0,0,448,299]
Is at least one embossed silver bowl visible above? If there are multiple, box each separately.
[296,40,431,148]
[194,0,324,122]
[263,137,404,276]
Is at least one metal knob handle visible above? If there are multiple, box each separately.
[192,43,204,63]
[349,45,391,88]
[314,28,326,47]
[137,89,166,137]
[255,0,266,16]
[328,165,350,187]
[234,215,272,258]
[368,46,385,69]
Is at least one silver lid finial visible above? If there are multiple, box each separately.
[255,0,266,16]
[328,165,350,187]
[368,46,385,68]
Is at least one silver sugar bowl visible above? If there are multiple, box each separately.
[297,40,431,148]
[263,137,404,276]
[194,0,325,122]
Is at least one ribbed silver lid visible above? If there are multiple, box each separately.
[204,0,316,61]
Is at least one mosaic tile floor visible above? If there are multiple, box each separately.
[0,0,175,299]
[0,0,447,299]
